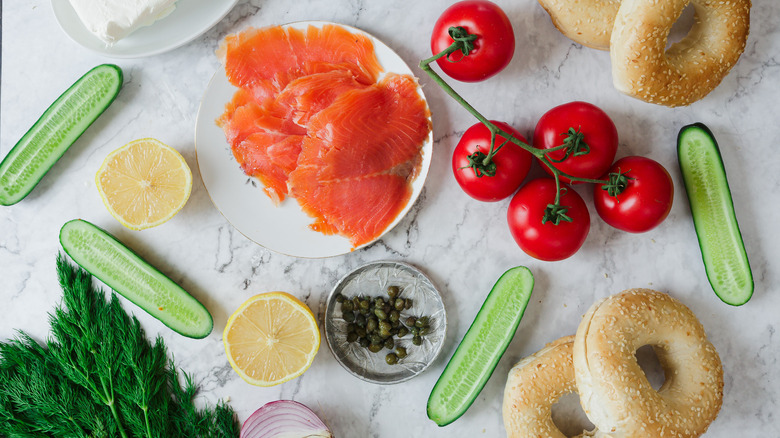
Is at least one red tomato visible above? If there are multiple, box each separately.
[533,101,618,183]
[593,156,674,233]
[452,121,532,202]
[507,178,590,261]
[431,1,515,82]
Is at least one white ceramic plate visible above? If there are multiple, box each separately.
[195,21,433,258]
[51,0,239,58]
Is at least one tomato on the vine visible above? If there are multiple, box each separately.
[430,0,515,82]
[507,178,590,261]
[452,121,532,202]
[533,101,618,183]
[593,156,674,233]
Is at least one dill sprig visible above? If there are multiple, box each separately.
[0,255,239,437]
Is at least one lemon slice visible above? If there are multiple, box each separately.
[223,292,320,387]
[96,138,192,230]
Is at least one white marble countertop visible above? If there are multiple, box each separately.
[2,1,778,436]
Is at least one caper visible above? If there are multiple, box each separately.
[385,353,398,365]
[387,285,400,299]
[340,289,432,356]
[366,317,378,333]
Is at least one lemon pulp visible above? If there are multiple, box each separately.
[96,138,192,230]
[223,292,320,386]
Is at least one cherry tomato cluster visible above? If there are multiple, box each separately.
[426,1,675,262]
[452,102,674,262]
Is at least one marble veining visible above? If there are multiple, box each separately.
[2,0,780,436]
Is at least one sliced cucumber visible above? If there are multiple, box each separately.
[427,267,534,426]
[60,219,213,338]
[0,64,123,206]
[678,123,753,306]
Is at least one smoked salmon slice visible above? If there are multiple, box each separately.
[233,133,304,204]
[217,24,431,248]
[288,73,430,247]
[219,24,383,88]
[274,69,368,126]
[304,74,430,182]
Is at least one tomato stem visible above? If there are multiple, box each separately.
[601,168,634,197]
[542,178,572,225]
[459,134,513,177]
[446,26,479,61]
[419,35,609,224]
[424,26,479,66]
[547,128,590,163]
[461,148,496,177]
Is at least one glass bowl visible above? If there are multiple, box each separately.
[324,261,447,384]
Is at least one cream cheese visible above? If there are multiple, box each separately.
[68,0,179,45]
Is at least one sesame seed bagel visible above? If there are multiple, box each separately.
[610,0,751,107]
[537,0,621,50]
[573,289,724,437]
[502,336,598,438]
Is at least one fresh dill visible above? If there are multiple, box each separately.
[0,255,239,437]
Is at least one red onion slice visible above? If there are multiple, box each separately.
[241,400,333,438]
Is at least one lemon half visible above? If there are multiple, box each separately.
[223,292,320,387]
[96,138,192,230]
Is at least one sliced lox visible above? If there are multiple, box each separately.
[221,98,306,204]
[233,133,304,205]
[288,73,430,247]
[219,97,305,146]
[219,24,383,89]
[217,24,431,248]
[305,74,430,181]
[273,69,369,127]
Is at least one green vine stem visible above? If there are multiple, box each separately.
[601,168,634,197]
[419,27,613,224]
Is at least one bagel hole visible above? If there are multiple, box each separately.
[635,345,666,391]
[666,3,696,49]
[551,392,596,437]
